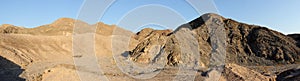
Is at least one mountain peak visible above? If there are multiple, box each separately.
[201,13,224,19]
[54,18,75,22]
[188,13,226,29]
[0,24,15,28]
[50,18,76,26]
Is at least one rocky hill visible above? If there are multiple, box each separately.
[130,13,300,67]
[0,14,299,81]
[128,13,300,81]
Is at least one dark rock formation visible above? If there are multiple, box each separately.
[276,66,300,81]
[288,34,300,48]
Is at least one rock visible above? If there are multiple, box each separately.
[288,34,300,48]
[222,63,275,81]
[276,66,300,81]
[0,24,23,34]
[129,28,171,64]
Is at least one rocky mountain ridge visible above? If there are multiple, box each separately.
[129,13,300,67]
[0,13,299,81]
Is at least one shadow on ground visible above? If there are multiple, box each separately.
[0,56,25,81]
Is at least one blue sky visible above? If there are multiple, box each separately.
[0,0,299,34]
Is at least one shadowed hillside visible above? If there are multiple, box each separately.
[0,56,25,81]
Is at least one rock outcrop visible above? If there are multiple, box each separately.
[288,34,300,48]
[0,24,24,34]
[276,66,300,81]
[129,28,172,64]
[222,63,275,81]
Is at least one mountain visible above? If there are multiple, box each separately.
[0,18,120,36]
[0,13,299,81]
[130,13,300,66]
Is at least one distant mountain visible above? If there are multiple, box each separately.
[0,18,119,36]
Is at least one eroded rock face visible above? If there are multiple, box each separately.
[288,34,300,48]
[129,28,171,64]
[276,66,300,81]
[248,28,299,64]
[129,13,300,67]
